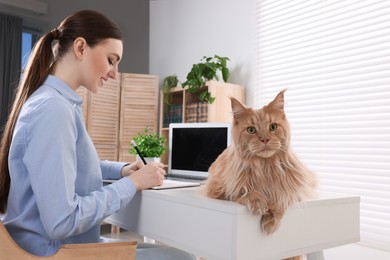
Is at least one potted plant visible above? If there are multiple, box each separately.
[162,75,179,105]
[128,126,167,162]
[181,55,230,104]
[161,75,180,128]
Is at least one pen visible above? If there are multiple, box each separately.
[131,140,147,165]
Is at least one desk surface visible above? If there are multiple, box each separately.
[106,187,360,260]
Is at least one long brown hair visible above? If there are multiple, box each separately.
[0,10,123,213]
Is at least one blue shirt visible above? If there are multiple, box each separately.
[3,75,137,256]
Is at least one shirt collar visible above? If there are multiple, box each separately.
[44,75,83,106]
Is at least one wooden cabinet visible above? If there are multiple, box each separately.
[159,80,245,166]
[76,73,159,162]
[118,74,159,162]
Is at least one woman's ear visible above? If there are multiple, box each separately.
[73,37,87,60]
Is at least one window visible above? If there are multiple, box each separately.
[21,28,40,69]
[21,32,32,69]
[255,0,389,251]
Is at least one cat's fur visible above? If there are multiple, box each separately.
[205,90,318,237]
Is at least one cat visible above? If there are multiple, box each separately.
[204,90,317,260]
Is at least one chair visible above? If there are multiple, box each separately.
[0,220,137,260]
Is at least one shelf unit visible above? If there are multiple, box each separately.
[159,80,245,166]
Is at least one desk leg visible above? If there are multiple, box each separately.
[144,237,156,243]
[111,225,121,235]
[307,251,324,260]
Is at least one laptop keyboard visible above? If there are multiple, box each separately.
[167,173,208,181]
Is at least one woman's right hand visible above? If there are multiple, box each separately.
[127,163,165,191]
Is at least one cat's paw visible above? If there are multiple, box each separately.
[248,201,268,215]
[261,214,281,234]
[243,192,268,215]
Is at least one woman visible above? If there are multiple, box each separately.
[0,10,195,260]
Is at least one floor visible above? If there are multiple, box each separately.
[100,223,205,259]
[100,222,145,243]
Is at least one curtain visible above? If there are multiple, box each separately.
[0,13,22,138]
[255,0,390,251]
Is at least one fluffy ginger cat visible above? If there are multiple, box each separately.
[205,89,318,239]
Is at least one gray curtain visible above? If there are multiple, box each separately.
[0,14,22,138]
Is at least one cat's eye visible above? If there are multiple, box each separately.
[247,126,256,134]
[269,123,278,131]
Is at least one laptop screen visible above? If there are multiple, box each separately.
[168,123,231,179]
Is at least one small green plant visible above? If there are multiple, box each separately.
[129,127,166,158]
[162,75,179,105]
[181,55,230,104]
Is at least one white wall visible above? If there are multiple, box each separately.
[149,0,257,106]
[149,1,390,259]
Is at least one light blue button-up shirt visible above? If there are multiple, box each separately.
[3,75,137,256]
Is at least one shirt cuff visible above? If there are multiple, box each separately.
[100,160,127,180]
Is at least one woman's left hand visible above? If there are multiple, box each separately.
[121,160,145,177]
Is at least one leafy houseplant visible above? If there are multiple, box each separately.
[181,55,230,104]
[129,127,166,158]
[162,75,179,105]
[161,75,180,128]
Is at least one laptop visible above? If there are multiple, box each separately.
[152,122,231,189]
[165,122,232,183]
[106,123,231,190]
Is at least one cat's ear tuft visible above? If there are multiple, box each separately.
[269,89,287,111]
[230,97,247,120]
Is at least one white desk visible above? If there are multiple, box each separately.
[105,187,359,260]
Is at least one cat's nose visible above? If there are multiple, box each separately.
[261,138,270,144]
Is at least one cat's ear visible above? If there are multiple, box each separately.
[230,97,248,120]
[269,89,287,111]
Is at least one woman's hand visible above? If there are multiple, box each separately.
[126,162,166,191]
[121,160,144,177]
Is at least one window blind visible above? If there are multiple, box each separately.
[255,0,390,251]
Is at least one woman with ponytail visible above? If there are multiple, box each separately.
[0,10,195,260]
